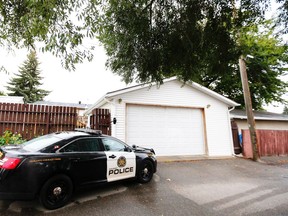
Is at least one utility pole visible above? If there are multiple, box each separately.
[239,55,259,161]
[231,0,259,161]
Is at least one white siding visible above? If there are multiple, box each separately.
[205,104,234,156]
[235,119,288,131]
[108,79,234,157]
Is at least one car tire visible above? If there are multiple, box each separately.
[137,160,154,183]
[39,174,73,210]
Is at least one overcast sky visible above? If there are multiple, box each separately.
[0,43,130,105]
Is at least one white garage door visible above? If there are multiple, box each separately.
[126,104,205,156]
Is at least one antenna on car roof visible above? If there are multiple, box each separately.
[74,128,102,135]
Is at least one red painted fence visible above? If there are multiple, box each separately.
[0,103,78,140]
[242,129,288,158]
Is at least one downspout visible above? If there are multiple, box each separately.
[228,106,236,156]
[229,106,235,112]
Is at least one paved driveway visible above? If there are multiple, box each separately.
[1,157,288,216]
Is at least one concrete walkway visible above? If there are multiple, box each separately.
[157,155,235,162]
[260,155,288,167]
[157,154,288,166]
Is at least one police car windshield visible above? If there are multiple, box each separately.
[22,134,63,152]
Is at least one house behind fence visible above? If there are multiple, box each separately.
[0,103,78,140]
[231,109,288,158]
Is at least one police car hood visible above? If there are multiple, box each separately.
[0,145,39,158]
[132,145,155,154]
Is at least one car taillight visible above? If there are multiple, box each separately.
[0,157,21,170]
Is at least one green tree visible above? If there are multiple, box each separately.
[0,0,287,71]
[7,51,50,103]
[97,1,287,109]
[98,0,242,84]
[0,0,99,70]
[0,91,6,96]
[206,20,287,109]
[277,0,288,33]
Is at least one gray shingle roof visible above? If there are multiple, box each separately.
[31,101,91,109]
[230,109,288,121]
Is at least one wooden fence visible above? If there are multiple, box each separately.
[90,108,111,135]
[242,129,288,158]
[0,103,78,140]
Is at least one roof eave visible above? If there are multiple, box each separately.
[84,95,108,115]
[231,116,288,121]
[188,81,240,107]
[85,77,240,114]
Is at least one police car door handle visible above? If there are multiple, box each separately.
[71,158,80,162]
[109,154,116,159]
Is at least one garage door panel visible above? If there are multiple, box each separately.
[127,105,205,156]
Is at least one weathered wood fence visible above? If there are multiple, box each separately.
[90,108,111,135]
[0,103,78,140]
[242,129,288,158]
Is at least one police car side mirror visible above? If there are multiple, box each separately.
[124,146,132,152]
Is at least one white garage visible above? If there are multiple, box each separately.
[126,104,205,156]
[85,77,239,157]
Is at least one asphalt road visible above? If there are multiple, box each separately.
[1,157,288,216]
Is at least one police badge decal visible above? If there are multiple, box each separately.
[117,156,126,167]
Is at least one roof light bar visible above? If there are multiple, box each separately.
[74,128,102,135]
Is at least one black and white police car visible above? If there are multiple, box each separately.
[0,128,157,210]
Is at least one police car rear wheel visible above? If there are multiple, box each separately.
[39,174,73,210]
[137,160,153,183]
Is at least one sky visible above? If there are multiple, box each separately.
[0,44,130,105]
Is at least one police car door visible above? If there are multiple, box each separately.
[101,137,136,182]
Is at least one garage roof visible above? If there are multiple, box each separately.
[230,109,288,121]
[85,77,240,115]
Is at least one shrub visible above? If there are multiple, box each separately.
[0,130,26,146]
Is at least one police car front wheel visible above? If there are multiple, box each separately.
[137,160,154,183]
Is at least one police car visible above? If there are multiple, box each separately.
[0,129,157,210]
